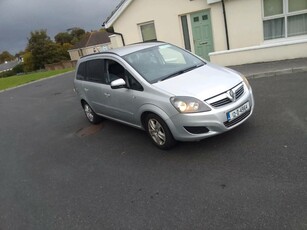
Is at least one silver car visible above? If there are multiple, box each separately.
[74,42,254,149]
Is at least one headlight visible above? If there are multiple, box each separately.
[170,96,211,113]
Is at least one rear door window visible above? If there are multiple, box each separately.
[86,59,106,84]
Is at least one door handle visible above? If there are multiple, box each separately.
[200,41,208,45]
[104,93,111,97]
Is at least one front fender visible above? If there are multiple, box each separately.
[137,104,177,132]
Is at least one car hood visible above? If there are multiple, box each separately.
[153,63,242,100]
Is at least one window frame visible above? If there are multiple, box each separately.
[262,0,307,40]
[138,21,157,42]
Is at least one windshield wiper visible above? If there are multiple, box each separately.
[160,63,204,81]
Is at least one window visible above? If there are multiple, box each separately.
[159,46,186,64]
[181,15,191,51]
[126,71,143,91]
[87,59,106,83]
[123,44,204,83]
[263,0,307,40]
[139,22,157,42]
[76,62,86,80]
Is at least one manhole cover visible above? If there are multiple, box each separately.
[75,123,103,137]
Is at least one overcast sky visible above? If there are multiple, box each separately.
[0,0,122,54]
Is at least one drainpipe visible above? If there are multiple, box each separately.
[105,27,126,46]
[221,0,230,50]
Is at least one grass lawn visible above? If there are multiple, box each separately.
[0,68,74,91]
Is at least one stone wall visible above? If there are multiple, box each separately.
[45,60,77,71]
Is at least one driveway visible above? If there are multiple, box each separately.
[0,72,306,230]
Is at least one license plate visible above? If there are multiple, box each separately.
[227,102,250,121]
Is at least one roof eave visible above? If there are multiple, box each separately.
[103,0,133,28]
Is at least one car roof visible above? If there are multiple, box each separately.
[81,41,165,59]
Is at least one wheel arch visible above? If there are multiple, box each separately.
[139,104,175,132]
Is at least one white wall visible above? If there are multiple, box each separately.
[210,38,307,66]
[113,0,214,48]
[110,0,307,65]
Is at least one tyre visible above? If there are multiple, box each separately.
[145,114,176,150]
[82,102,101,124]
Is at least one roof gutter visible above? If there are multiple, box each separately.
[103,27,126,46]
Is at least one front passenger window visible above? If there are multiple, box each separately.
[107,60,125,83]
[126,71,143,91]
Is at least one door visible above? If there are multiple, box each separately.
[82,59,110,116]
[191,10,214,60]
[105,60,143,124]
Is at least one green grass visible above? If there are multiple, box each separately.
[0,68,74,91]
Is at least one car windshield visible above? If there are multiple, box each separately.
[123,44,205,83]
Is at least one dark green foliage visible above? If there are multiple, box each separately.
[23,28,86,71]
[0,63,24,78]
[27,30,55,69]
[12,63,24,74]
[70,28,86,44]
[0,51,14,64]
[0,70,15,78]
[55,32,73,45]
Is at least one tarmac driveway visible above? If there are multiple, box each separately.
[0,72,306,230]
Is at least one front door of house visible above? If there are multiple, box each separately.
[191,10,214,60]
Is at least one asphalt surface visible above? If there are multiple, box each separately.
[0,72,306,230]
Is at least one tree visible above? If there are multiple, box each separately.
[55,32,73,45]
[26,29,59,70]
[0,51,14,64]
[69,28,86,44]
[23,52,34,72]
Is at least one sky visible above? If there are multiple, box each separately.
[0,0,122,54]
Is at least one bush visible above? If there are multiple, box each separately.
[0,70,15,78]
[12,63,24,74]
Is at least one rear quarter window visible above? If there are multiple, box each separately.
[76,62,86,80]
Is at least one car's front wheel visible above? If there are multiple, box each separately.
[82,102,101,124]
[145,114,176,150]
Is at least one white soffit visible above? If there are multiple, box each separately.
[207,0,221,4]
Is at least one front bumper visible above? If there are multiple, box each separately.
[166,88,255,141]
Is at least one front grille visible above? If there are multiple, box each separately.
[211,98,232,107]
[207,83,245,108]
[223,108,251,128]
[236,85,244,98]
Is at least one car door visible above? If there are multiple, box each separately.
[82,59,110,116]
[104,59,144,124]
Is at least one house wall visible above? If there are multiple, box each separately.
[68,43,112,61]
[113,0,222,48]
[69,50,80,61]
[110,0,307,65]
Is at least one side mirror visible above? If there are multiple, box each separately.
[110,78,126,89]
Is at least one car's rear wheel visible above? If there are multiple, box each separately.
[145,114,176,150]
[83,102,101,124]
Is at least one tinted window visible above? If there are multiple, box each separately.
[87,59,106,83]
[107,60,125,83]
[126,71,143,91]
[76,62,86,80]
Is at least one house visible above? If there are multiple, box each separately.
[0,60,19,73]
[102,0,307,66]
[68,31,113,61]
